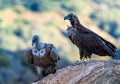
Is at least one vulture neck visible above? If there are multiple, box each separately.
[70,18,83,30]
[35,42,40,50]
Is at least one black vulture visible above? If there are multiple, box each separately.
[64,13,117,62]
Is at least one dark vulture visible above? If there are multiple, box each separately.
[64,13,117,61]
[25,35,60,81]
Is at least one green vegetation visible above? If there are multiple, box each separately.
[0,0,119,66]
[0,51,10,67]
[89,0,120,38]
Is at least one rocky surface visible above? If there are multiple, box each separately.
[33,60,120,84]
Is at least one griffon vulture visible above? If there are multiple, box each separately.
[64,13,117,62]
[25,35,60,81]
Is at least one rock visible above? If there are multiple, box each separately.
[33,60,120,84]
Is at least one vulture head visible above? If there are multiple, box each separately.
[64,13,74,20]
[32,35,40,46]
[32,35,45,52]
[64,13,80,27]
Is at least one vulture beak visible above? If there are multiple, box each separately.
[32,40,35,46]
[64,15,70,20]
[32,38,36,46]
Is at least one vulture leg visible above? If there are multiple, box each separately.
[44,66,56,75]
[42,67,50,76]
[49,66,57,74]
[42,66,56,76]
[44,66,52,75]
[34,74,43,82]
[34,67,43,82]
[75,50,85,65]
[45,65,57,74]
[84,51,92,60]
[80,50,84,60]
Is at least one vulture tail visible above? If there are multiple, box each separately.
[107,46,116,58]
[101,37,117,52]
[104,42,117,58]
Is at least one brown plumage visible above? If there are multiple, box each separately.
[25,35,60,81]
[64,13,117,60]
[25,45,59,75]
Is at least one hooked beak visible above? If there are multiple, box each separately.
[32,40,35,46]
[64,16,70,20]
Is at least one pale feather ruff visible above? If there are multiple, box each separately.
[32,48,46,57]
[32,42,46,57]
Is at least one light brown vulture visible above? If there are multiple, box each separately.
[64,13,117,61]
[25,35,60,81]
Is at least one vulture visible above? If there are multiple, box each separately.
[64,13,117,62]
[25,35,60,81]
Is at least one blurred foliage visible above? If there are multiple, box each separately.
[0,51,10,67]
[0,0,119,66]
[0,0,88,14]
[0,0,119,38]
[89,0,120,38]
[19,54,29,66]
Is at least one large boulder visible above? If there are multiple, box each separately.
[33,60,120,84]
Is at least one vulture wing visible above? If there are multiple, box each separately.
[78,30,116,58]
[50,46,60,62]
[81,28,117,52]
[67,26,116,58]
[45,44,60,62]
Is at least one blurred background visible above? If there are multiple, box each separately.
[0,0,120,84]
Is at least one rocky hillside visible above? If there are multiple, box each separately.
[34,60,120,84]
[0,0,120,84]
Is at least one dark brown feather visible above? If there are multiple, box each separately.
[65,13,117,60]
